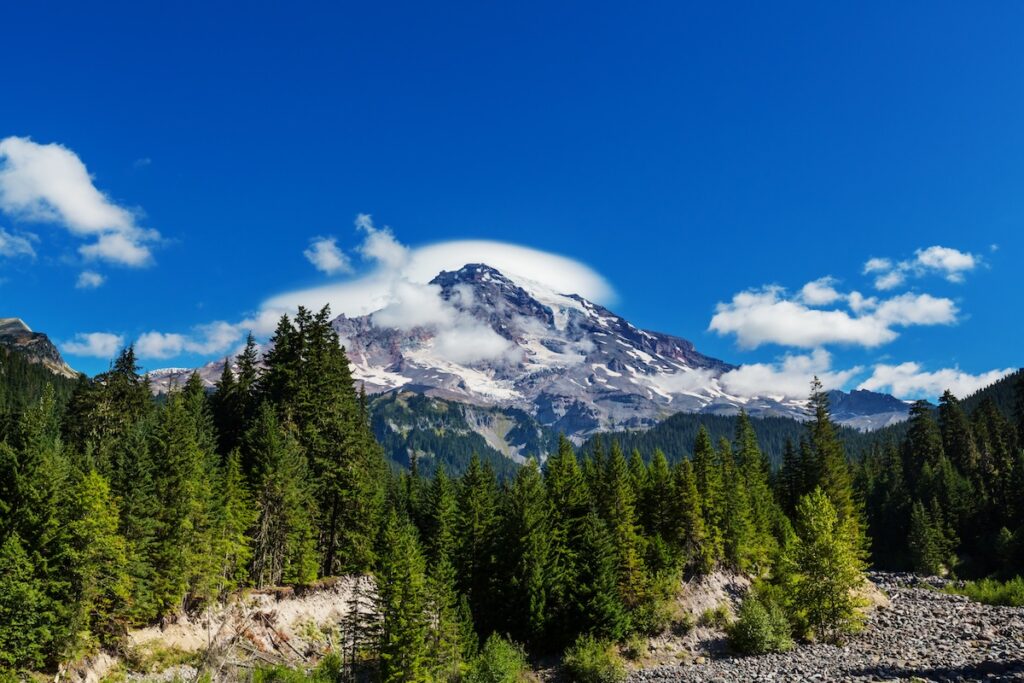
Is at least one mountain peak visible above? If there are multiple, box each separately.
[0,317,77,379]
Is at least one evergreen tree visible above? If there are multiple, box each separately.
[376,513,430,683]
[673,459,712,573]
[211,451,255,595]
[601,442,647,607]
[58,470,131,655]
[247,404,318,587]
[807,378,862,545]
[497,460,554,644]
[691,426,724,566]
[938,391,980,478]
[572,512,630,640]
[456,453,498,632]
[782,488,866,643]
[719,438,755,572]
[0,533,56,670]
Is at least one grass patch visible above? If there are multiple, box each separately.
[945,576,1024,606]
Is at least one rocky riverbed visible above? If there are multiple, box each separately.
[631,573,1024,682]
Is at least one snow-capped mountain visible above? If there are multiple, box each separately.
[149,263,909,443]
[332,264,907,438]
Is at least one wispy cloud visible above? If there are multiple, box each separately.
[63,331,125,358]
[718,348,862,398]
[864,245,980,290]
[0,227,36,258]
[75,270,105,289]
[304,236,353,275]
[0,136,160,266]
[135,321,241,359]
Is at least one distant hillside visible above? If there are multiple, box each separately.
[582,410,883,468]
[961,368,1023,417]
[0,345,78,435]
[369,391,556,479]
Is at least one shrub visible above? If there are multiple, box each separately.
[946,576,1024,607]
[698,603,731,629]
[252,653,345,683]
[728,596,794,656]
[466,634,529,683]
[621,634,647,661]
[562,635,626,683]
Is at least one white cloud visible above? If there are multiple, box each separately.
[263,216,614,320]
[0,227,36,258]
[858,362,1014,400]
[76,270,105,289]
[63,331,124,358]
[863,245,980,290]
[914,246,977,282]
[872,292,958,326]
[799,276,842,305]
[136,321,242,359]
[873,270,905,291]
[304,236,353,275]
[719,349,862,398]
[0,136,159,266]
[709,284,959,350]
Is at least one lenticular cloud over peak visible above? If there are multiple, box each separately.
[259,221,614,332]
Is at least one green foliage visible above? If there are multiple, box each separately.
[698,604,731,630]
[945,576,1024,607]
[561,634,626,683]
[252,653,345,683]
[466,634,529,683]
[728,595,793,655]
[781,488,866,643]
[376,513,430,683]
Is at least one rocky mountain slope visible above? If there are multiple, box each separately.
[332,264,908,440]
[0,317,77,378]
[148,263,911,465]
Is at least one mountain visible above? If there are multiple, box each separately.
[148,263,912,466]
[0,317,77,379]
[333,264,908,440]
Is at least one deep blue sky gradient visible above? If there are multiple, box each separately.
[1,1,1021,383]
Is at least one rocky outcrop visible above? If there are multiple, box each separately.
[0,317,77,378]
[631,573,1024,682]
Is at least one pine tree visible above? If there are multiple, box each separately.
[0,533,57,670]
[782,487,866,643]
[734,412,778,571]
[211,451,255,595]
[691,426,724,567]
[376,513,430,683]
[544,435,590,641]
[247,404,318,587]
[498,460,554,644]
[673,459,712,573]
[572,512,630,640]
[719,438,755,572]
[601,442,647,607]
[807,378,863,546]
[456,453,498,632]
[58,470,131,654]
[938,391,980,478]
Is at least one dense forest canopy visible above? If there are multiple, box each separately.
[0,314,1021,679]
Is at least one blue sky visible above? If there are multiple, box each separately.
[0,1,1021,399]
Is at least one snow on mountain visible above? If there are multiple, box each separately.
[148,263,910,442]
[331,264,906,438]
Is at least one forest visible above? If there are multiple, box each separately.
[1,305,1022,681]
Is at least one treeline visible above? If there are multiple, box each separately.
[0,345,76,426]
[0,307,386,672]
[0,308,871,678]
[856,387,1024,578]
[2,307,1021,679]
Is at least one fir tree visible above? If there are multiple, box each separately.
[782,487,866,643]
[456,453,498,632]
[247,404,318,587]
[376,513,430,683]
